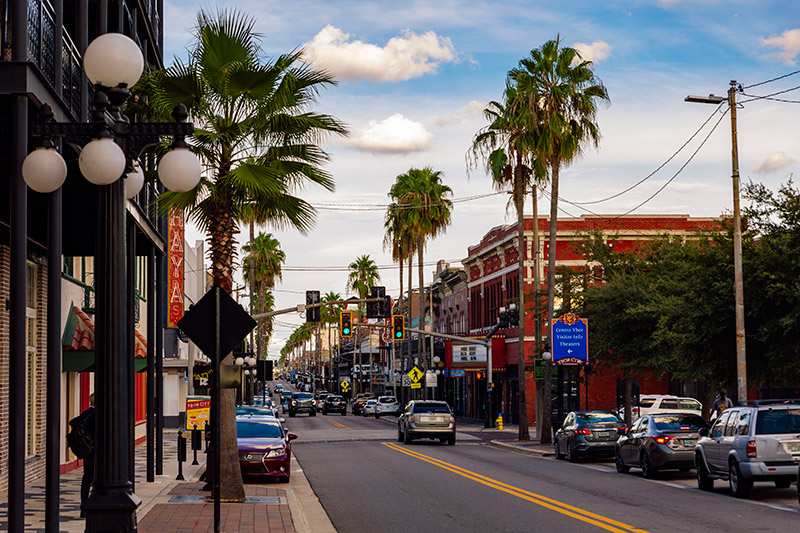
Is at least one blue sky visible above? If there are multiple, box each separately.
[163,0,800,357]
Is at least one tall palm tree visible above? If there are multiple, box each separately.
[347,255,380,393]
[469,85,544,440]
[509,36,609,444]
[320,291,343,390]
[242,232,285,358]
[390,167,453,397]
[135,9,347,499]
[384,203,416,385]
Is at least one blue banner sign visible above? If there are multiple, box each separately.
[551,313,588,365]
[450,369,466,378]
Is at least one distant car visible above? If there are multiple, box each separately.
[352,393,376,415]
[237,417,296,483]
[316,392,330,412]
[288,392,316,417]
[363,400,378,416]
[615,413,709,478]
[554,411,627,462]
[236,405,276,418]
[398,401,455,445]
[621,395,703,421]
[375,396,401,418]
[280,391,293,412]
[695,402,800,498]
[322,395,347,415]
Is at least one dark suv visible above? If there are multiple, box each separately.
[288,392,316,417]
[323,395,347,415]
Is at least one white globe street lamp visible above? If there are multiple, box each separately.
[158,147,201,192]
[22,147,67,193]
[125,164,144,199]
[234,357,244,367]
[83,33,144,88]
[79,137,126,185]
[542,351,552,361]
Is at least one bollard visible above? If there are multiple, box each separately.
[177,429,187,480]
[191,424,201,465]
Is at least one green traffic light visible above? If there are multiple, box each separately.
[395,332,402,338]
[343,328,350,335]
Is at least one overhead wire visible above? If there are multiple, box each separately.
[311,191,506,211]
[740,84,800,104]
[742,70,800,90]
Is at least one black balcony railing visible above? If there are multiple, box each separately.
[133,180,166,233]
[61,31,82,118]
[27,0,56,84]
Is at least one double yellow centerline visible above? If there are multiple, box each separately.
[382,442,648,533]
[326,418,350,429]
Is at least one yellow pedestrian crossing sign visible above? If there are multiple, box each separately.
[407,366,424,383]
[340,379,351,392]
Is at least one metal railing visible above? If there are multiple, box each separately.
[61,31,82,119]
[27,0,56,85]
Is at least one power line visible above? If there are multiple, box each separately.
[740,84,800,104]
[311,191,506,211]
[280,258,463,272]
[743,70,800,90]
[571,102,725,205]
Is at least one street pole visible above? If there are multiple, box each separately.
[728,82,747,404]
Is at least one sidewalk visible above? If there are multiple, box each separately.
[0,429,334,532]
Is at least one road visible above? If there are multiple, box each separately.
[272,386,800,532]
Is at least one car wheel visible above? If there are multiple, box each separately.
[342,411,347,416]
[447,436,456,446]
[729,460,752,498]
[398,427,404,443]
[554,440,563,460]
[566,441,578,463]
[404,428,413,445]
[696,456,713,491]
[289,412,295,418]
[775,478,791,489]
[323,410,327,415]
[615,448,630,473]
[310,411,316,417]
[640,451,656,479]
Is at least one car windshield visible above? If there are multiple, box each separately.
[327,396,343,401]
[236,407,274,416]
[236,420,283,439]
[413,403,451,414]
[755,409,800,435]
[294,393,313,400]
[576,412,621,424]
[366,401,376,405]
[379,397,397,403]
[652,415,708,431]
[639,399,656,408]
[679,399,701,410]
[281,392,292,398]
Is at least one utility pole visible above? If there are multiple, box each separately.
[685,81,747,404]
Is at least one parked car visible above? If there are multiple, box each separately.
[554,411,627,462]
[236,405,276,418]
[352,393,376,415]
[375,396,401,419]
[288,392,316,417]
[280,391,293,412]
[621,395,703,421]
[236,417,296,483]
[398,401,456,445]
[695,402,800,498]
[362,400,378,416]
[323,395,347,415]
[315,392,330,412]
[615,413,709,478]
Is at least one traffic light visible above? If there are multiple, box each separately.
[367,286,386,318]
[306,290,320,322]
[508,303,519,327]
[498,306,509,328]
[379,296,392,318]
[392,314,405,340]
[340,310,353,337]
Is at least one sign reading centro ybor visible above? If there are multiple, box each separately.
[551,313,589,365]
[168,210,185,328]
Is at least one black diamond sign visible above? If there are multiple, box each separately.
[177,286,256,363]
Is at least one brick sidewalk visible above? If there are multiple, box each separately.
[139,483,294,533]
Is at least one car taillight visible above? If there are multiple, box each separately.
[574,429,591,436]
[450,415,455,425]
[653,435,675,445]
[746,440,757,458]
[409,415,414,424]
[618,426,628,432]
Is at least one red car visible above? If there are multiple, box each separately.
[237,417,296,482]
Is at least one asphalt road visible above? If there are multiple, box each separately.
[273,385,800,533]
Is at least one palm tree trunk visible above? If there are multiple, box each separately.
[249,221,255,354]
[532,186,543,436]
[542,161,561,445]
[328,318,333,391]
[417,238,426,400]
[257,283,265,359]
[209,206,245,500]
[407,253,413,401]
[398,256,404,392]
[514,166,529,440]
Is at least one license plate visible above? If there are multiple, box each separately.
[597,431,609,438]
[684,439,697,447]
[786,442,800,452]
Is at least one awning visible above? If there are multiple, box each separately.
[62,305,147,373]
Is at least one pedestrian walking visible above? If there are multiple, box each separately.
[712,390,733,419]
[68,393,96,511]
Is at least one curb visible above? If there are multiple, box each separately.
[286,455,336,533]
[486,440,555,458]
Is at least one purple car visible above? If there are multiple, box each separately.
[237,417,296,482]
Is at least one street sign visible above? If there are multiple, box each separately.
[450,369,465,378]
[401,375,411,386]
[425,371,437,388]
[452,344,487,363]
[407,366,424,384]
[185,396,210,430]
[411,382,421,389]
[551,313,589,365]
[340,379,351,393]
[177,285,257,362]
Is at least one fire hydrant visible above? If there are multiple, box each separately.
[496,414,503,430]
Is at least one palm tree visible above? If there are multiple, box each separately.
[135,9,347,499]
[390,167,453,396]
[469,85,544,440]
[320,291,343,390]
[509,36,609,444]
[242,232,285,358]
[347,255,380,394]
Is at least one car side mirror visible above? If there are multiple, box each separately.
[699,428,709,437]
[287,433,297,441]
[617,427,628,436]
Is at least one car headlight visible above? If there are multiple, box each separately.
[312,400,316,405]
[265,447,287,458]
[292,400,297,405]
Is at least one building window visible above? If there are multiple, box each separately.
[25,264,38,457]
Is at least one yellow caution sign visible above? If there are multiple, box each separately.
[340,379,351,393]
[410,382,422,389]
[407,366,424,383]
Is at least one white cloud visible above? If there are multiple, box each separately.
[572,40,612,64]
[759,28,800,65]
[349,114,434,153]
[433,100,487,127]
[751,151,795,173]
[303,25,457,82]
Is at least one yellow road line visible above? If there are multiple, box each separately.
[382,442,648,533]
[326,418,350,429]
